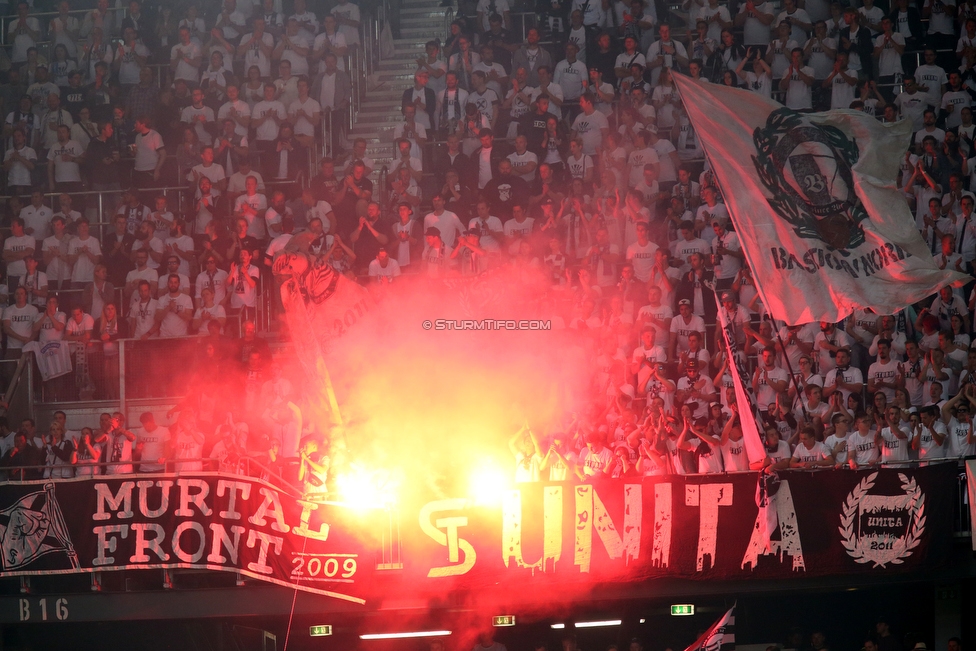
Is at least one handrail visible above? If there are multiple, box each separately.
[0,6,127,47]
[0,456,305,498]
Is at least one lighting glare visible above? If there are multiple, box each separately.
[551,624,566,630]
[360,631,452,640]
[639,619,646,624]
[574,620,623,628]
[469,465,510,505]
[335,465,399,510]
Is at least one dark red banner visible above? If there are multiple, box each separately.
[0,474,377,604]
[0,466,958,605]
[403,465,956,589]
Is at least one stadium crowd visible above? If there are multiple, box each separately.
[0,0,974,488]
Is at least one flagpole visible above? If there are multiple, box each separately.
[772,328,811,421]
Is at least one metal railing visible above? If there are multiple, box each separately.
[0,6,127,47]
[0,456,304,497]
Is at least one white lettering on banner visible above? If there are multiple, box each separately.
[502,487,562,571]
[248,487,290,532]
[130,523,170,562]
[136,480,173,518]
[686,484,733,571]
[93,524,128,566]
[741,480,806,570]
[216,479,251,519]
[651,483,672,567]
[769,242,910,279]
[173,521,207,563]
[419,498,477,577]
[93,482,135,521]
[87,478,343,580]
[574,484,642,573]
[246,529,284,574]
[207,523,245,564]
[176,479,212,517]
[838,472,926,567]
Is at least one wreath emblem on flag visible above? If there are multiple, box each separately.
[752,107,868,252]
[838,472,925,568]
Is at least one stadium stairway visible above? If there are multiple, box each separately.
[352,0,451,180]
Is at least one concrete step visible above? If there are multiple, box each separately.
[349,125,396,137]
[359,99,405,110]
[352,112,409,124]
[400,11,448,22]
[398,28,446,39]
[400,2,447,15]
[377,59,425,71]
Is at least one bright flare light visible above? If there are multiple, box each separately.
[360,631,452,640]
[335,464,399,510]
[574,620,623,628]
[551,624,566,630]
[469,465,510,506]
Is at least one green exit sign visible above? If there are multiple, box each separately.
[492,616,516,627]
[310,625,333,637]
[671,605,695,616]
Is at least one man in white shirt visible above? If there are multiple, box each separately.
[155,274,193,337]
[132,115,166,190]
[47,125,84,195]
[554,42,587,103]
[571,93,609,156]
[424,194,466,249]
[251,83,285,156]
[645,24,689,86]
[911,404,947,460]
[779,47,815,109]
[3,217,36,291]
[170,26,202,85]
[134,412,171,472]
[790,427,832,467]
[867,338,903,403]
[823,347,864,404]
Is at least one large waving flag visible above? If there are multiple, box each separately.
[683,604,736,651]
[673,75,969,325]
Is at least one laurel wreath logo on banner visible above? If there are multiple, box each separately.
[838,472,926,568]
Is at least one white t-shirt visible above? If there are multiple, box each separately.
[915,420,947,459]
[171,41,202,82]
[571,110,608,155]
[134,129,164,172]
[945,417,974,458]
[792,441,829,464]
[251,100,286,141]
[721,437,750,471]
[136,425,171,472]
[783,66,815,109]
[3,234,36,278]
[847,430,880,466]
[68,235,101,282]
[625,240,658,282]
[368,258,402,281]
[880,426,911,462]
[2,303,38,349]
[156,292,193,337]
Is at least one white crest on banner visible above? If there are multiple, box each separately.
[838,472,925,567]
